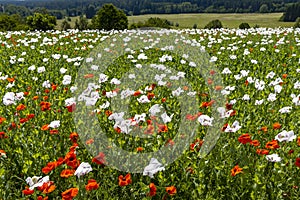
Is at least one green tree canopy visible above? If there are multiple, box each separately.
[26,13,56,31]
[74,15,89,30]
[91,4,128,30]
[204,19,223,29]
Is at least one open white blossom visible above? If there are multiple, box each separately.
[49,120,60,128]
[266,154,281,162]
[74,162,93,178]
[275,130,296,142]
[198,115,214,126]
[143,158,165,178]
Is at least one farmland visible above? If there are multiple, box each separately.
[0,27,300,199]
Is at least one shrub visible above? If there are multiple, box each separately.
[204,19,223,29]
[239,23,250,29]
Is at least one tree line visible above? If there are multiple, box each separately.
[0,0,299,16]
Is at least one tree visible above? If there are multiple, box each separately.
[74,15,89,30]
[85,4,96,19]
[280,2,300,22]
[91,4,128,30]
[26,13,56,31]
[259,4,269,13]
[239,22,250,29]
[61,19,71,31]
[294,17,300,28]
[204,19,223,29]
[0,14,29,31]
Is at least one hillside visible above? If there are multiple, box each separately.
[0,0,299,15]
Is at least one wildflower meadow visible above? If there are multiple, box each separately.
[0,27,300,199]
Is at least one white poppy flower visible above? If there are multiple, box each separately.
[143,158,165,178]
[49,120,60,128]
[137,95,150,103]
[266,154,281,162]
[197,115,214,126]
[74,162,93,178]
[275,130,296,142]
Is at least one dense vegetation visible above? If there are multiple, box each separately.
[0,0,299,16]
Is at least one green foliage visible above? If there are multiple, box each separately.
[239,22,250,29]
[3,4,32,17]
[74,15,89,30]
[259,4,269,13]
[85,4,96,19]
[204,19,223,29]
[280,2,300,22]
[26,13,57,31]
[129,17,173,29]
[294,17,300,28]
[60,19,71,30]
[0,14,29,31]
[91,4,128,30]
[193,23,197,29]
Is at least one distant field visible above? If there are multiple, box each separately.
[129,13,294,28]
[56,13,295,29]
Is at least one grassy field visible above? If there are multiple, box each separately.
[56,13,295,30]
[128,13,294,28]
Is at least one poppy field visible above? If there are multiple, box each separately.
[0,28,300,200]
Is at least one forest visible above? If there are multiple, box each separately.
[0,0,299,16]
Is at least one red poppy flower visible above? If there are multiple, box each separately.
[158,124,168,133]
[60,169,75,178]
[16,104,26,111]
[22,188,34,195]
[69,132,79,143]
[0,117,6,124]
[250,140,260,147]
[148,183,157,197]
[118,174,132,186]
[85,179,99,191]
[238,134,252,144]
[42,161,57,174]
[231,165,243,176]
[265,140,280,149]
[166,186,177,196]
[273,122,281,130]
[256,149,269,155]
[61,188,78,200]
[92,152,106,165]
[295,158,300,168]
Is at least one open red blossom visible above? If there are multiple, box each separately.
[22,188,34,195]
[295,158,300,168]
[118,173,132,186]
[61,188,78,200]
[0,132,8,139]
[256,149,269,155]
[85,179,99,191]
[231,165,243,176]
[69,132,79,143]
[92,152,106,165]
[148,183,157,197]
[40,101,51,111]
[60,169,75,178]
[0,117,6,124]
[66,104,76,112]
[166,186,177,196]
[42,161,57,174]
[238,134,252,144]
[37,196,48,200]
[158,124,168,133]
[16,104,26,111]
[26,114,35,119]
[272,122,281,130]
[65,151,80,169]
[265,140,280,149]
[250,140,260,147]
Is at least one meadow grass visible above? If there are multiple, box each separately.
[57,13,294,30]
[128,13,294,29]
